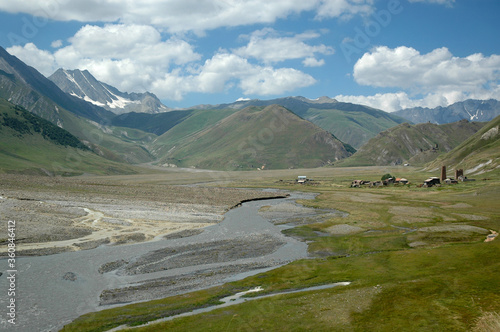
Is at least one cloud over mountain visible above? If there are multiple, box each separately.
[2,1,497,109]
[353,46,500,93]
[336,46,500,112]
[7,22,321,101]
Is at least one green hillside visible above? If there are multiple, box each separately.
[0,99,136,175]
[111,110,193,135]
[427,115,500,175]
[301,107,406,149]
[56,109,157,164]
[155,105,355,170]
[338,120,484,167]
[211,97,406,148]
[151,108,237,160]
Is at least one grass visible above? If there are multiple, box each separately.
[154,105,353,170]
[302,107,405,149]
[0,99,140,176]
[132,241,498,331]
[59,286,234,332]
[427,115,500,173]
[472,312,500,332]
[337,120,485,167]
[59,166,500,331]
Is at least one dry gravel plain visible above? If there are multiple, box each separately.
[0,173,288,256]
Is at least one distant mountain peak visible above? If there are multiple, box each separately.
[294,96,338,104]
[49,68,170,115]
[394,99,500,124]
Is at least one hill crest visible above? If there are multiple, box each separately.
[156,104,355,170]
[338,119,485,167]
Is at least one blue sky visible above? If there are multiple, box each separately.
[0,0,499,111]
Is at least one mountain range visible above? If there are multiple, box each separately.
[0,47,113,124]
[0,46,156,165]
[49,69,170,115]
[1,45,499,174]
[0,46,358,172]
[155,104,355,170]
[394,99,500,125]
[199,96,407,149]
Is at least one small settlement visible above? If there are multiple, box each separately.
[351,166,475,188]
[351,177,409,188]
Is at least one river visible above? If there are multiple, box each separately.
[0,191,318,331]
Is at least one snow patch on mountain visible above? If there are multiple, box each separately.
[49,68,169,115]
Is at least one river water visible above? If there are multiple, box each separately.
[0,191,317,331]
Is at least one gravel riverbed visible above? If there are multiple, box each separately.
[0,190,324,331]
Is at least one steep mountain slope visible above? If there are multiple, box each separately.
[202,96,406,148]
[156,104,355,170]
[0,98,136,175]
[0,46,113,123]
[151,108,237,159]
[338,120,484,167]
[111,110,193,135]
[0,47,156,164]
[427,115,500,175]
[49,69,170,114]
[394,99,500,124]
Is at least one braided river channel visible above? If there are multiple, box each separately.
[0,191,344,331]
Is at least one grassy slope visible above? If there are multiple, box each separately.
[151,108,236,160]
[55,106,157,164]
[155,105,354,170]
[338,120,485,167]
[217,97,406,149]
[0,99,137,175]
[303,107,405,149]
[110,110,193,136]
[427,115,500,174]
[62,168,500,331]
[0,65,156,164]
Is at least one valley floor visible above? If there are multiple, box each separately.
[0,174,285,255]
[0,166,499,331]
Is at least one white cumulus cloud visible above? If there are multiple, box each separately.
[303,57,325,67]
[335,87,500,113]
[234,28,334,64]
[336,46,500,112]
[7,24,317,101]
[0,0,376,34]
[8,24,201,94]
[334,92,449,112]
[349,46,500,109]
[7,43,58,76]
[151,53,317,100]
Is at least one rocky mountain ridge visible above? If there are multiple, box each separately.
[49,68,170,115]
[394,99,500,124]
